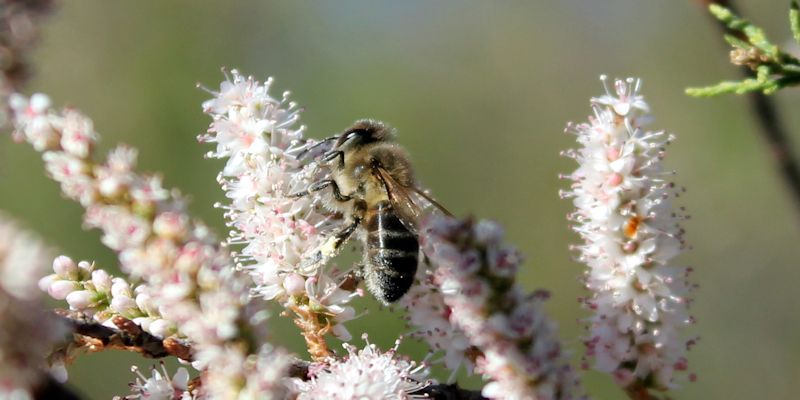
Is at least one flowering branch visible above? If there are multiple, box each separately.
[688,0,800,218]
[563,76,696,398]
[200,70,358,359]
[9,93,292,399]
[55,310,193,361]
[687,2,800,96]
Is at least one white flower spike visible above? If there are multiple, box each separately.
[562,76,696,390]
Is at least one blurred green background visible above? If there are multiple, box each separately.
[1,1,798,399]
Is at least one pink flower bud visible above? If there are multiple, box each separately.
[66,290,93,310]
[91,269,111,292]
[98,176,124,197]
[77,260,94,273]
[48,280,78,300]
[282,273,306,296]
[111,277,131,297]
[153,212,189,240]
[148,319,173,338]
[53,255,77,278]
[111,296,137,315]
[38,274,58,292]
[606,173,623,187]
[133,317,152,332]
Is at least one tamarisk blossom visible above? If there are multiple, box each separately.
[0,213,67,399]
[39,256,175,337]
[10,94,289,399]
[400,266,477,379]
[562,76,695,391]
[200,70,357,358]
[117,363,193,400]
[422,216,581,400]
[292,338,430,400]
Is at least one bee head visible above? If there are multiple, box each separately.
[334,119,395,149]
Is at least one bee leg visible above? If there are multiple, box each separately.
[303,199,366,268]
[321,150,345,168]
[287,179,352,202]
[296,135,338,159]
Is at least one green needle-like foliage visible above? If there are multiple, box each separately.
[687,2,800,97]
[791,0,800,45]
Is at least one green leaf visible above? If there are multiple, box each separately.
[686,76,775,97]
[791,1,800,45]
[723,34,751,50]
[709,4,778,58]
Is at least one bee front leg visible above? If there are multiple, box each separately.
[321,150,345,168]
[287,179,352,202]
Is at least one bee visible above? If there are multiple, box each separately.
[290,119,450,304]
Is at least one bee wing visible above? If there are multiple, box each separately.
[372,165,451,235]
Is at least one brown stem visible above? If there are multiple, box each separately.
[696,0,800,215]
[56,310,194,361]
[287,304,333,360]
[62,311,486,399]
[624,382,661,400]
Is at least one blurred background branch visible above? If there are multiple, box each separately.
[691,0,800,218]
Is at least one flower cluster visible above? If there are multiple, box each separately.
[562,76,695,389]
[422,216,581,400]
[200,344,292,400]
[10,93,286,399]
[0,213,66,399]
[293,338,430,399]
[117,363,193,400]
[400,265,476,379]
[200,70,356,358]
[39,256,173,337]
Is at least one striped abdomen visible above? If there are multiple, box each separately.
[365,200,419,303]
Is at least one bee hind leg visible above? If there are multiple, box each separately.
[287,179,352,202]
[301,199,366,269]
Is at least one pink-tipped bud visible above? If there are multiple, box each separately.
[66,290,93,310]
[283,273,306,296]
[91,269,112,292]
[110,295,137,315]
[111,277,131,298]
[38,274,58,293]
[48,280,78,300]
[98,176,124,198]
[606,173,623,187]
[77,260,94,273]
[133,317,152,332]
[149,319,173,337]
[53,255,77,278]
[153,211,189,240]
